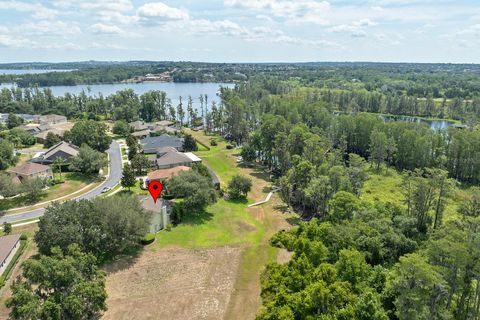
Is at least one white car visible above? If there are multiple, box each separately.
[101,187,111,193]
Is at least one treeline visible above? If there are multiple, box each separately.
[2,62,480,99]
[219,84,480,184]
[0,87,215,124]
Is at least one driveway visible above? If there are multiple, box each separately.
[0,140,123,224]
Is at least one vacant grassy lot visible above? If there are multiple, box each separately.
[104,130,294,319]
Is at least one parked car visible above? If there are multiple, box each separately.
[101,187,111,193]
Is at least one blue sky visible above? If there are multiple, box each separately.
[0,0,479,63]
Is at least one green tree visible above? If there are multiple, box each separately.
[112,120,131,135]
[369,129,388,170]
[3,222,12,235]
[6,113,23,129]
[69,144,107,175]
[335,248,371,287]
[121,163,136,191]
[6,245,107,320]
[328,191,361,223]
[66,120,111,152]
[303,176,331,217]
[21,178,46,203]
[227,175,252,199]
[346,154,368,196]
[386,253,450,320]
[43,132,60,149]
[182,134,198,152]
[130,154,150,175]
[0,139,16,170]
[0,172,20,197]
[240,143,256,163]
[354,291,388,320]
[167,171,217,213]
[459,187,480,217]
[34,195,149,261]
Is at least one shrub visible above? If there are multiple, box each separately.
[140,233,155,245]
[226,144,234,149]
[210,138,217,146]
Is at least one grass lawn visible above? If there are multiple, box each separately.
[148,129,294,318]
[1,172,99,212]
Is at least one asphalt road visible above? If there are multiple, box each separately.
[0,140,123,224]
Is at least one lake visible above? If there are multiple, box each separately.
[379,114,456,130]
[0,69,73,75]
[0,81,235,112]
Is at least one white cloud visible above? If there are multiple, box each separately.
[188,19,248,36]
[224,0,331,25]
[456,24,480,36]
[0,1,58,19]
[90,23,125,35]
[52,0,136,24]
[329,18,376,37]
[137,2,189,23]
[19,21,82,36]
[0,34,81,49]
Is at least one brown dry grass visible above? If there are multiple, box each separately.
[103,246,243,320]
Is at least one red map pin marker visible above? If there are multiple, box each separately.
[148,180,163,203]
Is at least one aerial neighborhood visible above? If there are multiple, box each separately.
[0,60,478,320]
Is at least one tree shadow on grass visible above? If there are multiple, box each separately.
[103,247,143,275]
[286,216,301,226]
[226,197,249,205]
[182,209,214,226]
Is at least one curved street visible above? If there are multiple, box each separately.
[0,140,123,224]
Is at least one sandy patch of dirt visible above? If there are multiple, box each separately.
[277,249,294,264]
[103,246,243,320]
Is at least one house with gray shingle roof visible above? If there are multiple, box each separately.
[140,134,184,154]
[156,150,201,169]
[32,141,79,164]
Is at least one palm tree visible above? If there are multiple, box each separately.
[53,157,67,182]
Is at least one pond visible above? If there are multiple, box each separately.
[379,114,456,130]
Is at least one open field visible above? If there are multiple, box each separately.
[361,166,470,222]
[103,130,294,319]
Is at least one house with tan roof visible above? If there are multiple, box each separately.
[147,166,191,183]
[32,141,79,164]
[9,162,53,181]
[130,120,148,132]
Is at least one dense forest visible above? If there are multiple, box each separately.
[215,77,480,319]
